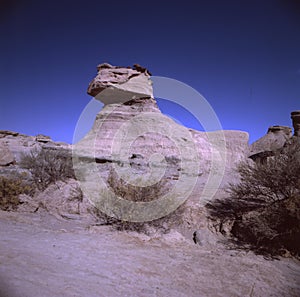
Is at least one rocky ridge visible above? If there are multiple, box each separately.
[0,63,251,236]
[249,112,300,163]
[0,63,298,232]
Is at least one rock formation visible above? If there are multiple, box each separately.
[74,63,249,223]
[87,63,153,104]
[1,64,300,297]
[0,130,71,189]
[0,130,70,164]
[291,110,300,137]
[0,142,15,166]
[0,63,250,225]
[249,111,300,163]
[249,125,292,162]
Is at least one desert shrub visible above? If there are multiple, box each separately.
[0,176,34,211]
[20,148,75,190]
[93,201,187,234]
[107,168,172,202]
[207,141,300,257]
[93,168,185,234]
[230,196,300,257]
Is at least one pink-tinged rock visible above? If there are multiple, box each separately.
[249,125,292,156]
[87,63,153,104]
[0,143,15,166]
[291,110,300,137]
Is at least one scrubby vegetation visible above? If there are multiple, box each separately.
[107,168,172,202]
[93,168,186,234]
[93,202,187,234]
[20,148,75,190]
[207,141,300,258]
[0,175,34,211]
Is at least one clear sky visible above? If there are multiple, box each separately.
[0,0,299,144]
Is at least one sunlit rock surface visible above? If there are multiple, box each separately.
[0,130,71,181]
[71,63,249,217]
[249,125,292,157]
[87,63,153,104]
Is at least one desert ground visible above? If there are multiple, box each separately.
[0,210,299,297]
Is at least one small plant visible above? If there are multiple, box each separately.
[20,148,75,190]
[0,176,34,211]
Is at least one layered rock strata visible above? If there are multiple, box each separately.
[87,63,153,104]
[249,125,292,158]
[0,130,71,179]
[74,63,249,220]
[249,111,300,163]
[0,63,251,223]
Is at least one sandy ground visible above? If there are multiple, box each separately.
[0,210,299,297]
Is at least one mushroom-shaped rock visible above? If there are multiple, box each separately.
[35,134,52,143]
[249,125,292,157]
[87,63,153,104]
[291,110,300,137]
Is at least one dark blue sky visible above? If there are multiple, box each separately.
[0,0,299,144]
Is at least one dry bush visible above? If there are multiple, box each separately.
[0,176,34,211]
[93,201,187,234]
[93,168,185,234]
[229,142,300,205]
[20,148,75,190]
[107,168,172,202]
[207,141,300,258]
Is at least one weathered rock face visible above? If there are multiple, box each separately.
[35,134,52,143]
[0,143,15,166]
[34,179,93,219]
[75,64,250,216]
[0,63,250,224]
[82,63,249,172]
[0,130,71,183]
[73,96,202,221]
[291,110,300,137]
[0,130,70,164]
[267,125,292,135]
[0,130,71,165]
[87,63,153,104]
[17,179,97,221]
[249,125,292,157]
[249,112,300,163]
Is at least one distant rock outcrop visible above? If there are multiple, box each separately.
[249,111,300,163]
[291,110,300,137]
[249,125,292,162]
[0,130,71,185]
[0,130,70,163]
